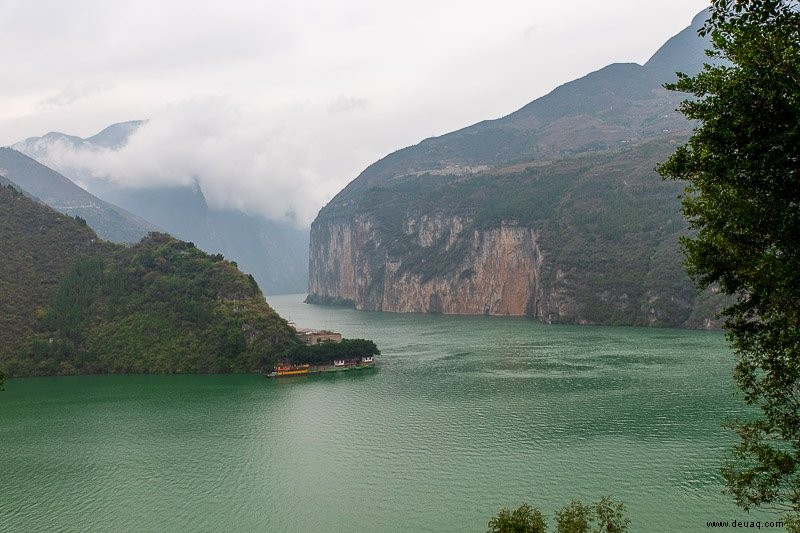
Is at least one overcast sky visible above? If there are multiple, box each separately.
[0,0,709,226]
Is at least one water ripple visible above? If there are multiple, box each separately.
[0,296,770,532]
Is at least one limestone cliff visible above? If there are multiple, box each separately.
[307,138,721,327]
[309,214,546,316]
[309,204,692,323]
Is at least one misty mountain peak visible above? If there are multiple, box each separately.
[87,120,147,149]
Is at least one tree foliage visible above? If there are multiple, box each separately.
[487,503,547,533]
[0,184,104,361]
[279,338,380,366]
[488,498,629,533]
[787,514,800,533]
[657,0,800,513]
[0,200,299,376]
[554,501,592,533]
[592,496,631,533]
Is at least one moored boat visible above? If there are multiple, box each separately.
[268,363,310,377]
[267,357,375,378]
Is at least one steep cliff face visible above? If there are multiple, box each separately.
[309,214,546,315]
[307,137,718,326]
[308,216,368,307]
[307,205,710,325]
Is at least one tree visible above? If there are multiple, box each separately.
[487,503,547,533]
[593,496,630,533]
[279,338,380,366]
[658,0,800,513]
[786,514,800,533]
[0,367,6,391]
[554,501,591,533]
[489,497,629,533]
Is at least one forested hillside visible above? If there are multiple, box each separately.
[0,184,298,377]
[0,184,108,357]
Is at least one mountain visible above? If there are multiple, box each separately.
[13,123,309,296]
[86,120,146,148]
[307,9,724,327]
[0,147,159,243]
[0,184,105,363]
[95,184,310,296]
[13,120,146,157]
[0,183,298,377]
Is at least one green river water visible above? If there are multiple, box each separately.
[0,294,785,532]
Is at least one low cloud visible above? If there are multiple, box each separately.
[328,95,369,114]
[23,97,368,227]
[37,83,109,109]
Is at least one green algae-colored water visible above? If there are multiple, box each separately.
[0,294,783,532]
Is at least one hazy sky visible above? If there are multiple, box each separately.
[0,0,709,226]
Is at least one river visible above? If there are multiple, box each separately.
[0,294,782,531]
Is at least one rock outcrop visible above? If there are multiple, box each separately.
[309,214,546,316]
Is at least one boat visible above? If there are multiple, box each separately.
[268,363,311,377]
[267,357,375,378]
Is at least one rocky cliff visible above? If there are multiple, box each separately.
[308,136,728,327]
[307,10,726,326]
[310,215,545,315]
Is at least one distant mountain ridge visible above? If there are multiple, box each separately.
[12,122,308,295]
[100,183,310,296]
[307,9,724,326]
[0,147,159,243]
[14,120,146,156]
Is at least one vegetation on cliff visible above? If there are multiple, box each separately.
[311,139,727,326]
[0,184,298,377]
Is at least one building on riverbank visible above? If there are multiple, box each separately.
[288,322,343,345]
